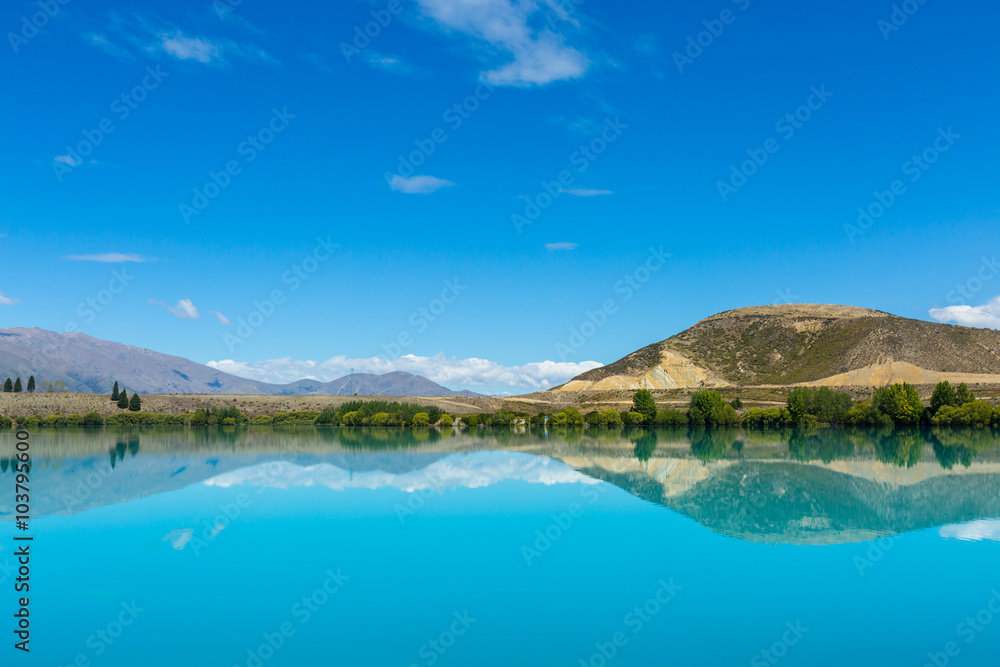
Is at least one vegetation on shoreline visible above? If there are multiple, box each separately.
[3,382,1000,432]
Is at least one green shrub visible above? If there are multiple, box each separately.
[689,390,739,426]
[314,408,339,425]
[623,411,645,425]
[602,409,623,426]
[0,416,11,428]
[654,409,687,426]
[931,401,994,427]
[340,411,364,426]
[411,413,430,427]
[786,387,853,424]
[463,413,481,427]
[221,417,236,426]
[251,415,274,425]
[743,407,793,428]
[553,408,584,426]
[439,414,454,427]
[872,383,924,425]
[272,410,321,425]
[586,410,608,426]
[82,412,104,426]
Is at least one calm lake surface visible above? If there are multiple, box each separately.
[2,426,999,666]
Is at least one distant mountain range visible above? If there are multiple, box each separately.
[558,303,1000,390]
[0,328,482,397]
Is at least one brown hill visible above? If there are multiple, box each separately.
[557,304,1000,390]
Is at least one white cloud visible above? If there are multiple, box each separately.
[0,292,18,306]
[415,0,589,86]
[54,155,81,166]
[150,298,200,320]
[206,353,602,394]
[162,529,193,550]
[160,31,220,63]
[82,12,275,67]
[205,452,600,492]
[210,311,231,326]
[389,174,455,194]
[545,242,577,251]
[562,188,611,197]
[929,297,1000,329]
[64,253,154,263]
[940,519,1000,542]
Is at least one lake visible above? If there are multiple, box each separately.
[2,426,999,666]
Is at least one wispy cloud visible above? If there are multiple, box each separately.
[160,31,219,63]
[162,529,193,550]
[206,354,603,394]
[301,52,335,75]
[210,311,231,326]
[940,519,1000,542]
[54,155,81,167]
[82,11,276,67]
[414,0,589,86]
[389,174,455,194]
[363,51,416,75]
[65,253,155,263]
[562,188,612,197]
[545,242,578,251]
[150,298,200,320]
[929,297,1000,329]
[0,292,18,306]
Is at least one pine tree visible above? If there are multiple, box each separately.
[13,378,21,393]
[129,393,142,412]
[26,376,34,393]
[3,378,11,393]
[117,389,129,409]
[111,381,120,402]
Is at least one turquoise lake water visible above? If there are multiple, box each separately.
[1,426,999,666]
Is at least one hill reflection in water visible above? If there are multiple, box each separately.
[3,426,999,545]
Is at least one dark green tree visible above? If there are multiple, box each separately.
[955,382,974,405]
[632,389,657,424]
[787,390,806,425]
[689,390,739,426]
[129,393,142,412]
[872,383,924,425]
[930,381,957,412]
[111,381,120,402]
[26,376,34,393]
[117,389,129,409]
[3,378,11,392]
[730,397,743,410]
[632,430,658,463]
[13,378,21,393]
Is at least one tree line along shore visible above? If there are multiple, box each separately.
[0,381,998,430]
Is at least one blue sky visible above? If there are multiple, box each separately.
[2,0,999,394]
